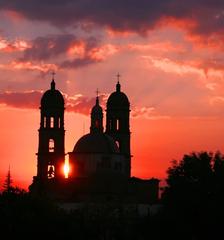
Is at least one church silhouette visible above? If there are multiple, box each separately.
[29,76,159,204]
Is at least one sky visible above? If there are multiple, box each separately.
[1,0,224,189]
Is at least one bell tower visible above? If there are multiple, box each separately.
[37,75,65,181]
[90,90,103,133]
[106,74,131,177]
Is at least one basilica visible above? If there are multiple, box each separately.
[29,76,159,204]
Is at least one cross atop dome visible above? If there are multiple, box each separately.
[116,73,121,83]
[51,71,56,90]
[95,88,100,105]
[116,73,121,92]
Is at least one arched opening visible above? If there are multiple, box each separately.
[115,140,120,150]
[64,156,70,178]
[109,119,112,130]
[116,119,119,131]
[58,117,61,128]
[50,117,54,128]
[47,165,55,179]
[49,139,55,152]
[95,120,99,128]
[44,117,47,128]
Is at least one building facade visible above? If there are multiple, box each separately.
[29,77,159,204]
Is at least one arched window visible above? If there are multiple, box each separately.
[109,119,112,130]
[44,117,47,128]
[49,139,55,152]
[116,119,119,131]
[95,120,99,128]
[50,117,54,128]
[47,165,55,178]
[115,141,120,150]
[58,117,61,128]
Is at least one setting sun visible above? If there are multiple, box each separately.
[64,158,70,178]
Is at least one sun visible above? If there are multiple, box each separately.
[63,157,70,178]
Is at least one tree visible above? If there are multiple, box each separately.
[3,166,13,193]
[161,151,224,239]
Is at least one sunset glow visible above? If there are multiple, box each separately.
[64,157,70,179]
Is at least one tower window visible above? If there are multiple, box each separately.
[58,118,61,128]
[50,117,54,128]
[44,117,47,128]
[116,119,119,131]
[49,139,55,152]
[47,165,55,179]
[115,141,120,150]
[95,120,99,128]
[109,120,112,130]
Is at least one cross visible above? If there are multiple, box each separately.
[51,71,56,80]
[116,73,121,82]
[96,88,99,97]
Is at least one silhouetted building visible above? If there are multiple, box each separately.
[29,76,159,204]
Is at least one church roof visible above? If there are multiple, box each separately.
[91,96,103,115]
[73,132,119,154]
[41,80,64,108]
[107,82,129,109]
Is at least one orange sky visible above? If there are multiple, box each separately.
[1,1,224,190]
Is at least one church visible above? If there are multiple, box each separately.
[29,76,159,204]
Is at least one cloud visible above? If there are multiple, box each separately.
[142,55,205,76]
[61,43,118,68]
[0,61,58,73]
[20,34,99,60]
[131,106,170,120]
[17,34,114,69]
[0,37,30,52]
[1,0,224,39]
[0,90,42,109]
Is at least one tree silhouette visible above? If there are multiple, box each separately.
[3,166,13,193]
[161,151,224,239]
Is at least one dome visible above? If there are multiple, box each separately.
[107,82,129,109]
[73,132,119,154]
[41,80,64,108]
[91,97,103,115]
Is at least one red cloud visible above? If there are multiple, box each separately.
[0,37,30,52]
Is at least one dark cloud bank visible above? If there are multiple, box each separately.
[19,34,102,69]
[0,0,224,35]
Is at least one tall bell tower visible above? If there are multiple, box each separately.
[105,74,131,177]
[36,75,65,181]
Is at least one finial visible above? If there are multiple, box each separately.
[116,73,121,92]
[116,73,120,83]
[51,71,56,90]
[51,71,56,80]
[96,88,99,97]
[96,88,99,105]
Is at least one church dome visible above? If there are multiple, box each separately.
[91,97,103,115]
[41,80,64,108]
[107,82,129,109]
[73,132,119,154]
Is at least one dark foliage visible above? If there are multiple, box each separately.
[161,151,224,240]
